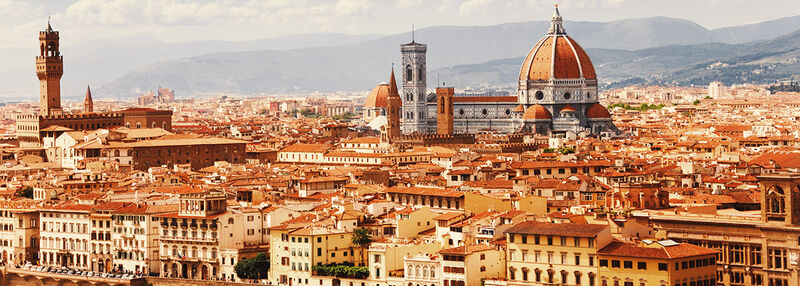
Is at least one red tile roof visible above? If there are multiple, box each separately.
[598,241,717,259]
[505,221,607,237]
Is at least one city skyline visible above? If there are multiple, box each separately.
[0,2,799,286]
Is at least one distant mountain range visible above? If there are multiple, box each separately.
[2,15,800,100]
[437,29,800,89]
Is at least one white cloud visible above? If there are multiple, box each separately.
[458,0,496,16]
[395,0,423,8]
[334,0,371,16]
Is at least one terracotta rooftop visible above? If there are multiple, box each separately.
[505,221,607,237]
[598,240,717,259]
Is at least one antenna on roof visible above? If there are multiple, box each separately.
[412,24,415,42]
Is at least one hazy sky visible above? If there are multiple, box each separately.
[2,0,799,49]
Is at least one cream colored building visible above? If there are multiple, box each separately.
[368,241,442,286]
[503,221,612,286]
[157,190,227,279]
[0,206,39,265]
[440,244,506,286]
[40,205,93,270]
[268,225,361,286]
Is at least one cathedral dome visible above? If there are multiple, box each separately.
[364,83,390,108]
[522,104,552,120]
[586,103,612,119]
[519,7,596,81]
[560,105,577,113]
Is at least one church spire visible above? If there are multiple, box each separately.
[548,4,566,35]
[388,67,399,97]
[84,85,94,113]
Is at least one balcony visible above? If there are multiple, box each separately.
[159,235,218,243]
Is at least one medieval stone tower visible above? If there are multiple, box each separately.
[386,69,402,140]
[436,87,454,135]
[36,22,63,116]
[401,40,427,134]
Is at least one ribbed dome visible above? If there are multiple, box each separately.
[560,105,577,112]
[519,7,595,81]
[522,104,552,120]
[364,83,390,108]
[586,103,612,118]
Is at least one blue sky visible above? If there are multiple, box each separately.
[1,0,799,49]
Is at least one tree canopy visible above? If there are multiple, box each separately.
[234,252,269,280]
[15,186,33,199]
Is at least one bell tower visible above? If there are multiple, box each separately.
[759,173,800,225]
[436,86,454,135]
[36,21,63,116]
[401,34,427,134]
[386,68,402,140]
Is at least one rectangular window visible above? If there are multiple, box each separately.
[534,235,540,245]
[611,260,620,268]
[599,259,608,267]
[561,237,567,246]
[658,263,667,271]
[521,235,527,244]
[768,248,787,269]
[547,236,553,245]
[637,262,647,270]
[509,234,515,243]
[574,237,580,247]
[574,254,581,265]
[623,261,633,269]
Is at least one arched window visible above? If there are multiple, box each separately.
[767,186,786,215]
[406,65,413,82]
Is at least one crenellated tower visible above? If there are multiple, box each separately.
[36,21,63,116]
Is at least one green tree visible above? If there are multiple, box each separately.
[693,99,701,105]
[15,186,33,199]
[234,252,269,280]
[351,227,372,266]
